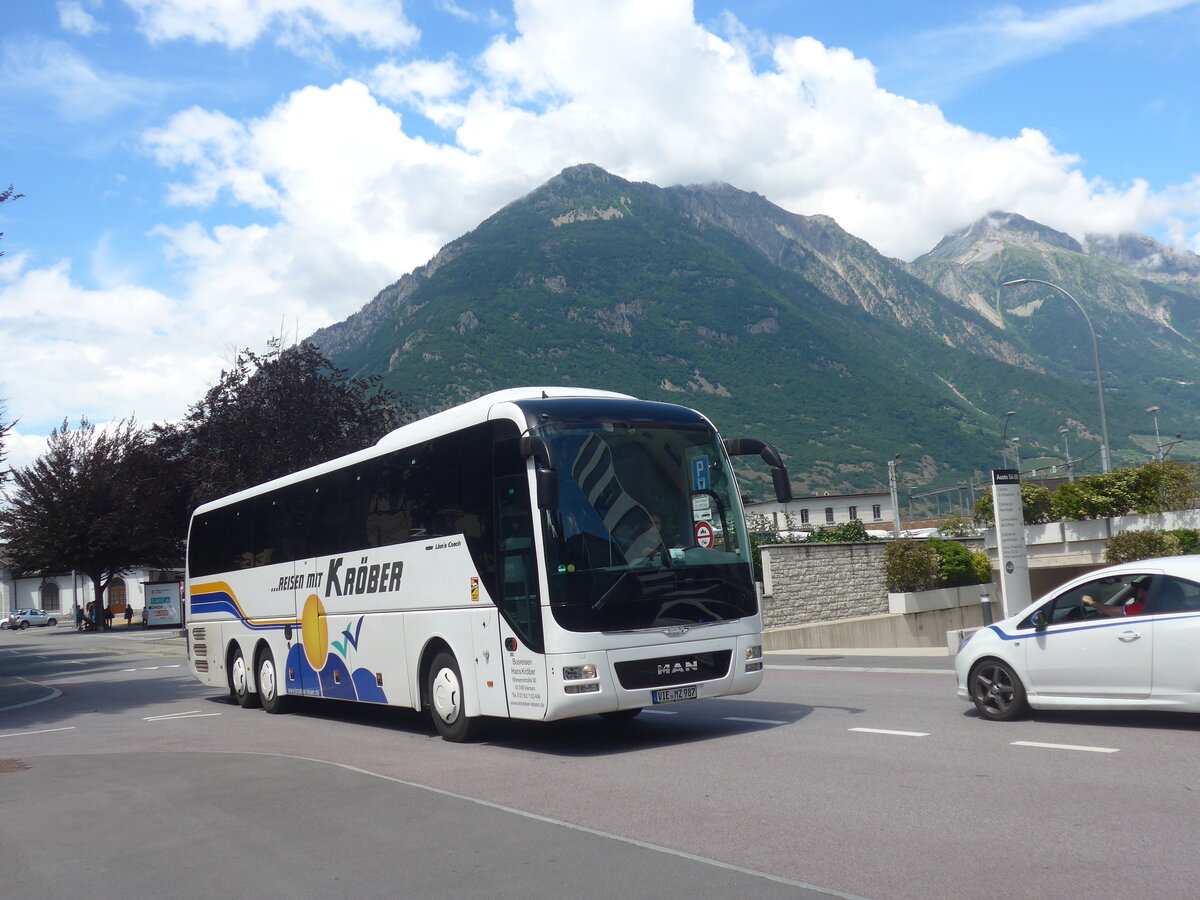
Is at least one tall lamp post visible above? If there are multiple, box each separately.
[1002,278,1112,473]
[887,455,901,539]
[1147,406,1163,461]
[1059,425,1074,482]
[1001,410,1016,468]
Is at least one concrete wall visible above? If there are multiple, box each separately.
[760,541,890,629]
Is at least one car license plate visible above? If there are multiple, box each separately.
[652,685,698,704]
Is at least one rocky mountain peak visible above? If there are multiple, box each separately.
[917,211,1083,265]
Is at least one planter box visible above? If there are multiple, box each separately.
[888,582,998,614]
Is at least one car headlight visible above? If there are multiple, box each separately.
[562,664,597,681]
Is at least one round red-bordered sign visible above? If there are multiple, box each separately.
[694,520,714,549]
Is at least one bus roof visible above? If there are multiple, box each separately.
[191,387,635,516]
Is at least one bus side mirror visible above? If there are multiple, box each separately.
[520,435,559,510]
[723,438,793,504]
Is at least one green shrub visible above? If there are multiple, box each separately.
[936,516,977,538]
[927,537,977,587]
[1104,529,1173,564]
[1165,529,1200,555]
[884,540,940,592]
[970,550,993,584]
[805,520,879,544]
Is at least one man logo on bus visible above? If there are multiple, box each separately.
[658,660,699,675]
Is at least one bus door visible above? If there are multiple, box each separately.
[495,475,547,719]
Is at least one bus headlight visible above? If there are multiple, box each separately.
[563,664,597,681]
[745,645,763,672]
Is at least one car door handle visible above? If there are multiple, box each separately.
[1118,631,1142,642]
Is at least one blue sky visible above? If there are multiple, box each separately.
[2,0,1199,468]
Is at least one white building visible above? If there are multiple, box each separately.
[745,490,893,533]
[1,558,182,623]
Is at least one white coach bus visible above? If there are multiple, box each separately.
[185,387,792,740]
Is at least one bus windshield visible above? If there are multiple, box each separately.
[537,421,756,632]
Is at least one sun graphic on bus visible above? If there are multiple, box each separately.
[301,594,328,670]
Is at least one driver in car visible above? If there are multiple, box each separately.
[1082,577,1150,617]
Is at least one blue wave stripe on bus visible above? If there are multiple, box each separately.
[189,589,294,631]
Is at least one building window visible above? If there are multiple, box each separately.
[873,504,882,520]
[848,506,858,521]
[40,582,61,613]
[108,578,127,612]
[825,507,834,524]
[800,509,809,525]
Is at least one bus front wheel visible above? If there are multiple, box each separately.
[229,647,259,709]
[427,651,481,742]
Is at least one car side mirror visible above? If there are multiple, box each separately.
[1031,610,1048,631]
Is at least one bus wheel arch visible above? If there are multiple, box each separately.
[227,642,260,709]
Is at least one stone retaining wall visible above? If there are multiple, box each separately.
[759,541,890,629]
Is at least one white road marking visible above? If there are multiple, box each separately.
[641,708,679,715]
[143,710,222,721]
[1,726,76,738]
[849,727,930,737]
[1011,740,1119,754]
[725,716,787,725]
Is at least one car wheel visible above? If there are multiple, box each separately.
[19,621,29,630]
[256,647,291,715]
[427,651,481,742]
[229,647,260,709]
[969,659,1028,721]
[599,708,643,722]
[47,618,56,627]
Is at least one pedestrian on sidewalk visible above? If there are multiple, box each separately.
[123,605,132,627]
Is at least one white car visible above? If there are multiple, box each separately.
[956,556,1200,720]
[7,608,59,629]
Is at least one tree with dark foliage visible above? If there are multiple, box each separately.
[0,418,175,631]
[153,339,409,515]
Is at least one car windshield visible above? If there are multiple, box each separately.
[537,420,755,632]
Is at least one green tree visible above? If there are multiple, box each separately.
[0,397,12,483]
[973,482,1057,526]
[153,340,410,514]
[0,418,175,630]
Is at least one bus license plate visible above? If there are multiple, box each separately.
[652,685,698,705]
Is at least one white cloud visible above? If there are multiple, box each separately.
[58,1,106,36]
[137,0,1200,268]
[2,37,156,121]
[888,0,1200,100]
[124,0,419,51]
[0,256,225,443]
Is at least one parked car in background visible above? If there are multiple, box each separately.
[1,609,29,629]
[8,609,59,629]
[957,556,1200,720]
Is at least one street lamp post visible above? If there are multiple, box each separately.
[1059,425,1074,482]
[887,455,901,539]
[1002,278,1112,473]
[1011,437,1021,474]
[1147,406,1163,461]
[1001,410,1016,468]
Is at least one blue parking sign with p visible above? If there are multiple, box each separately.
[691,456,710,492]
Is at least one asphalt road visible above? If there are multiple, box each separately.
[3,627,1199,900]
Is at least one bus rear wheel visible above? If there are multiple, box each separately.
[427,652,481,742]
[257,647,291,715]
[229,647,259,709]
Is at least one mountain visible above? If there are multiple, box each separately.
[311,167,1199,497]
[909,211,1200,469]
